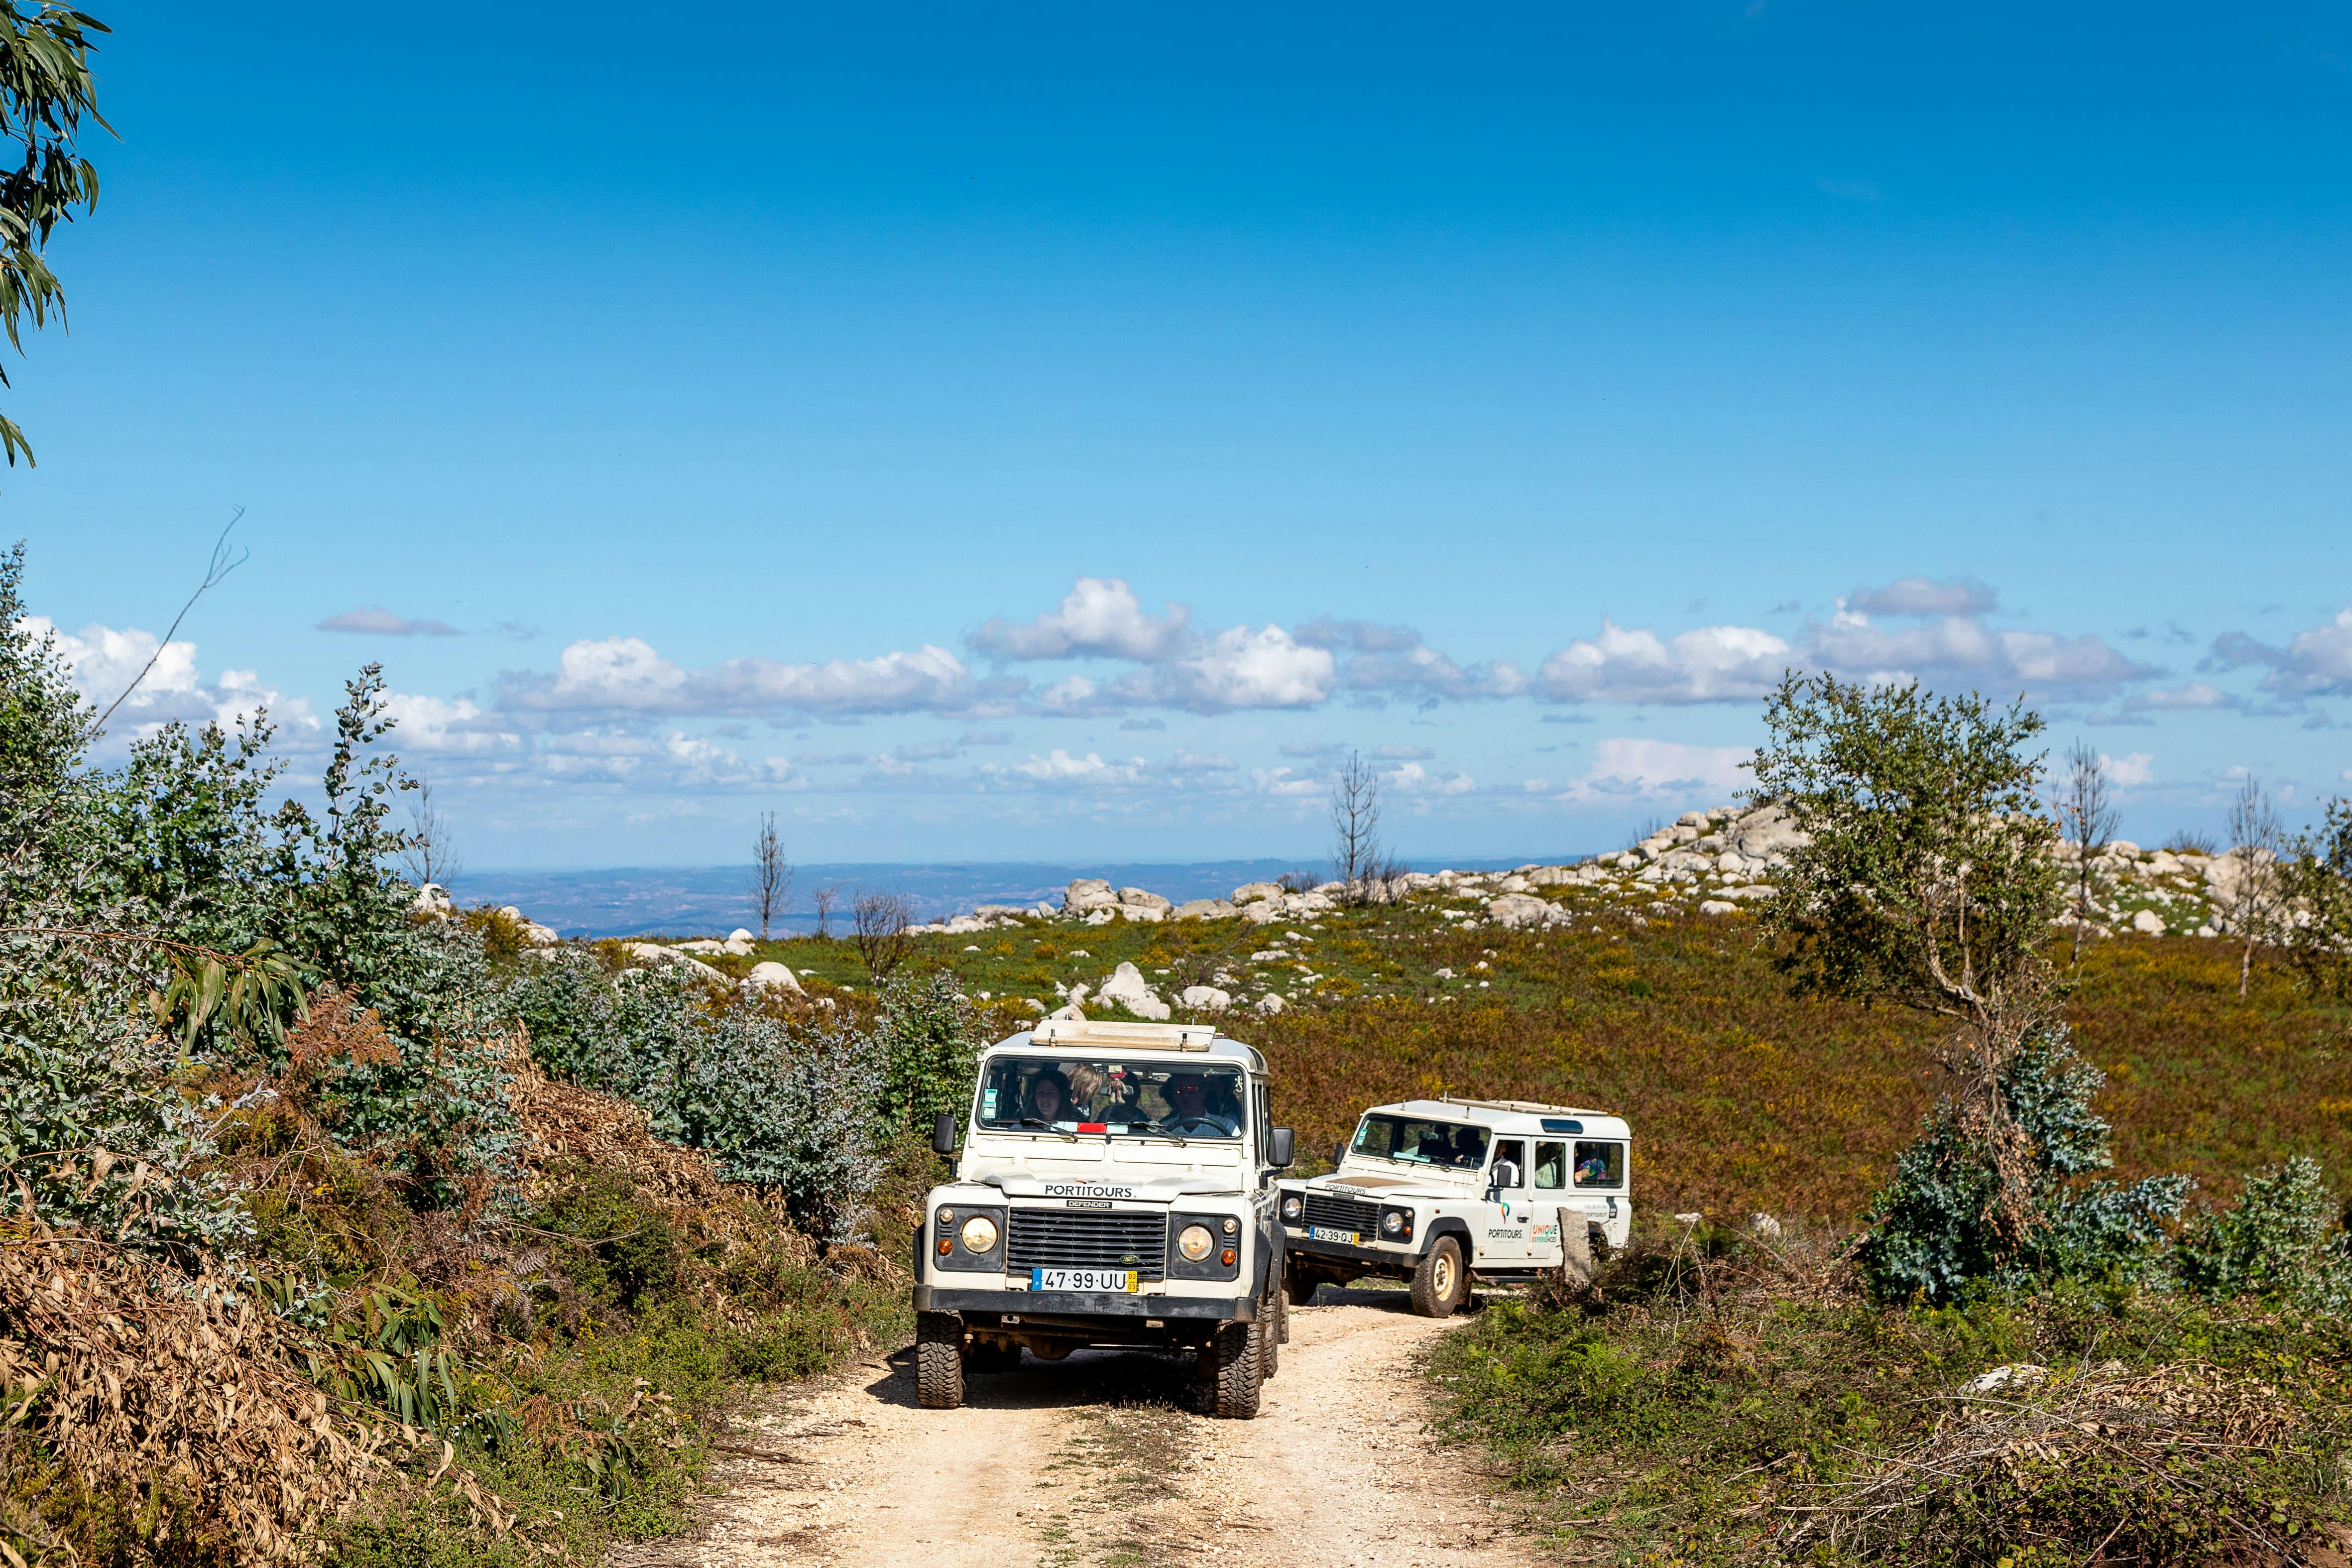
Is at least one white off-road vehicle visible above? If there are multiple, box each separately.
[1276,1097,1633,1317]
[912,1017,1296,1418]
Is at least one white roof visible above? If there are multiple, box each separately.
[991,1019,1265,1070]
[1363,1096,1631,1139]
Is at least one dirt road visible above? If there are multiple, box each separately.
[623,1286,1546,1568]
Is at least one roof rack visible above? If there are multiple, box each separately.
[1439,1095,1615,1117]
[1030,1016,1219,1052]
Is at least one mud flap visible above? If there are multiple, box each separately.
[1555,1207,1595,1289]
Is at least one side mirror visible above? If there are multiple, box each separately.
[1269,1127,1294,1169]
[1330,1141,1346,1171]
[1487,1160,1520,1197]
[931,1111,959,1158]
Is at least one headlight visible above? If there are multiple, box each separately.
[960,1215,999,1252]
[1381,1210,1407,1235]
[1178,1224,1214,1262]
[1280,1196,1302,1222]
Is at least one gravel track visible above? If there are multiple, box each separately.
[620,1286,1544,1568]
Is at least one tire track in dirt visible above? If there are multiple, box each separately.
[624,1286,1543,1568]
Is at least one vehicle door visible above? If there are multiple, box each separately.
[1480,1138,1535,1264]
[1571,1138,1629,1245]
[1522,1139,1571,1265]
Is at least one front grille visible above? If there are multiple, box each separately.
[1301,1193,1383,1234]
[1006,1209,1168,1280]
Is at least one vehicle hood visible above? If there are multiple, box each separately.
[976,1170,1244,1201]
[1307,1171,1478,1201]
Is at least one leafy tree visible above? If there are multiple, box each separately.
[0,3,110,467]
[1751,672,2068,1266]
[875,969,980,1134]
[2284,796,2352,999]
[2173,1156,2352,1310]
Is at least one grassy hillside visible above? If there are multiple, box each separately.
[727,904,2352,1222]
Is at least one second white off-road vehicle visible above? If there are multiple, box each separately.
[1276,1096,1633,1316]
[912,1016,1296,1418]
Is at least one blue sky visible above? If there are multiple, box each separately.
[9,1,2351,868]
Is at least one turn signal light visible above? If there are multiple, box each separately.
[937,1237,952,1255]
[1220,1248,1236,1267]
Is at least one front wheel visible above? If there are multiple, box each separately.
[1195,1321,1262,1419]
[1257,1293,1284,1381]
[1409,1236,1468,1318]
[916,1312,965,1409]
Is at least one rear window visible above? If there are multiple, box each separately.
[1573,1141,1625,1188]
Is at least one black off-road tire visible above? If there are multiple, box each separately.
[1195,1322,1262,1419]
[1273,1279,1291,1345]
[1409,1236,1468,1319]
[1256,1296,1283,1381]
[1283,1257,1319,1308]
[916,1312,965,1409]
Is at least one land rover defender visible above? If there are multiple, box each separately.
[912,1016,1295,1418]
[1276,1096,1633,1316]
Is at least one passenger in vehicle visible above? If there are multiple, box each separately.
[1575,1144,1620,1186]
[1025,1071,1074,1125]
[1449,1127,1487,1168]
[1159,1074,1239,1136]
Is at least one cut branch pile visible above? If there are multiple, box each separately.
[0,1231,388,1563]
[1778,1361,2311,1564]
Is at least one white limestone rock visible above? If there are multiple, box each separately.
[1699,899,1739,917]
[746,961,803,994]
[2131,909,2166,935]
[1096,961,1171,1020]
[1180,984,1233,1012]
[1254,992,1287,1015]
[1171,898,1237,920]
[1062,878,1119,914]
[1231,881,1284,904]
[411,882,455,916]
[1486,893,1569,930]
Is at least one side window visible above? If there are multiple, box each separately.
[1254,1084,1271,1162]
[1491,1139,1527,1188]
[1533,1141,1566,1190]
[1572,1141,1625,1188]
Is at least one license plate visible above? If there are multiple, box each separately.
[1308,1225,1362,1246]
[1029,1268,1139,1293]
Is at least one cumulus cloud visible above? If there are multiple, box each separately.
[1535,620,1793,705]
[1810,610,2155,699]
[2125,681,2238,714]
[2101,751,2155,788]
[501,636,988,720]
[317,606,461,637]
[2209,608,2352,696]
[1846,576,1998,617]
[982,749,1149,788]
[23,616,317,736]
[968,577,1191,662]
[1556,738,1751,804]
[1250,765,1324,798]
[1373,744,1435,760]
[1167,749,1237,773]
[378,693,518,755]
[1382,760,1474,795]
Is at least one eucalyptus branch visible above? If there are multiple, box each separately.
[93,508,247,731]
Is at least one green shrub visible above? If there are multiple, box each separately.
[2174,1154,2352,1309]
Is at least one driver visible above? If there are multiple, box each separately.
[1156,1073,1239,1136]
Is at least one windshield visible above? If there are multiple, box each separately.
[1350,1114,1489,1170]
[974,1056,1246,1140]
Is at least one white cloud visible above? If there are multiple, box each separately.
[1535,620,1792,704]
[1167,749,1236,773]
[1152,624,1334,711]
[2211,608,2352,696]
[317,606,461,637]
[379,693,518,755]
[1556,738,1751,804]
[2100,751,2154,788]
[1382,760,1474,795]
[22,616,316,736]
[984,749,1149,787]
[503,636,983,720]
[1846,576,1998,617]
[1373,744,1435,760]
[968,577,1191,662]
[1809,610,2153,699]
[1250,765,1324,798]
[2129,681,2237,712]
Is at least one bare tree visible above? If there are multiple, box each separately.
[2054,741,2118,966]
[2224,774,2286,997]
[811,883,841,940]
[850,890,913,978]
[1329,750,1383,905]
[748,811,792,942]
[400,776,462,890]
[96,510,249,730]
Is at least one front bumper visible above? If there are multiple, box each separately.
[1283,1225,1420,1267]
[914,1285,1255,1319]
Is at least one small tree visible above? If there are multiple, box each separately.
[2053,741,2117,967]
[850,890,912,979]
[2223,774,2286,998]
[810,882,840,940]
[748,810,791,941]
[1330,750,1382,905]
[875,971,980,1135]
[2285,797,2352,999]
[399,775,461,890]
[1750,672,2066,1255]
